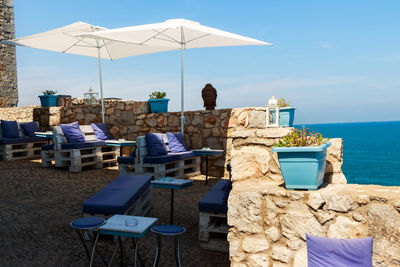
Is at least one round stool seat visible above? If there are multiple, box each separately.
[70,217,106,230]
[151,225,186,236]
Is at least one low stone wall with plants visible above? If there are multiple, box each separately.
[0,105,38,122]
[227,127,400,266]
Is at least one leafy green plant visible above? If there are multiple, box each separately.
[277,97,290,107]
[274,127,328,147]
[149,91,167,99]
[42,90,57,95]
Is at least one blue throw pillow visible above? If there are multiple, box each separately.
[145,133,167,156]
[166,132,188,153]
[91,123,113,141]
[20,122,40,137]
[307,234,373,267]
[60,121,85,143]
[1,120,19,138]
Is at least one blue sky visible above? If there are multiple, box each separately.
[12,0,400,124]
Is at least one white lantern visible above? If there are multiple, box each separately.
[84,87,99,105]
[266,96,280,127]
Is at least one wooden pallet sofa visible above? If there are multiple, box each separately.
[122,132,200,179]
[198,164,232,252]
[0,120,47,161]
[83,174,153,219]
[49,122,120,172]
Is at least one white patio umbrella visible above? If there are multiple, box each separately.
[81,19,271,133]
[2,21,176,122]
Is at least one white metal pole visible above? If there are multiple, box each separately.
[180,46,184,135]
[97,46,105,123]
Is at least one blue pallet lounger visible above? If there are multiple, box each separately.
[83,175,153,218]
[198,179,232,252]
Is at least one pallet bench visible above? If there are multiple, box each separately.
[0,122,47,161]
[198,179,232,252]
[130,134,200,179]
[50,124,120,172]
[83,174,153,219]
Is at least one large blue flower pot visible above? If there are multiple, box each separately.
[271,107,296,127]
[39,95,58,107]
[148,98,169,113]
[272,142,331,190]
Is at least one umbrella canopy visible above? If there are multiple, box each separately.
[2,21,176,121]
[80,19,271,134]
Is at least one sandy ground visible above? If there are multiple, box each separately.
[0,159,230,267]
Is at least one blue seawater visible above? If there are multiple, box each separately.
[296,121,400,186]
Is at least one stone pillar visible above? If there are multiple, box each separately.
[0,0,18,107]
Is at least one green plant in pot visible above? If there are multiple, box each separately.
[39,90,58,107]
[272,128,331,190]
[272,97,296,127]
[148,91,169,113]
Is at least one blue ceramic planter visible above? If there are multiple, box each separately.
[148,98,169,113]
[271,107,296,127]
[272,142,331,190]
[39,95,58,107]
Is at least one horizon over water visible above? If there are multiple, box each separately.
[296,120,400,186]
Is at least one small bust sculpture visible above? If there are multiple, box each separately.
[201,83,217,110]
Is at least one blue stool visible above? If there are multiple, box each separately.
[151,225,186,267]
[70,217,106,267]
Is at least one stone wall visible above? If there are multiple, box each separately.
[227,127,400,266]
[0,0,17,107]
[0,105,38,122]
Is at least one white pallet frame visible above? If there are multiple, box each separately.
[51,125,120,172]
[133,135,200,179]
[0,122,47,161]
[199,211,229,252]
[41,149,54,167]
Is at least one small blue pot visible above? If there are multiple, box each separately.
[39,95,58,107]
[148,98,169,113]
[271,107,296,127]
[272,142,331,190]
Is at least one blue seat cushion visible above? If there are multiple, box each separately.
[0,136,47,145]
[307,234,373,267]
[91,123,113,141]
[71,217,106,230]
[198,180,232,214]
[61,141,106,149]
[41,144,54,150]
[20,122,40,137]
[145,133,167,156]
[143,151,195,164]
[1,120,19,138]
[151,225,186,235]
[117,156,135,164]
[83,175,152,215]
[60,121,85,143]
[166,132,188,153]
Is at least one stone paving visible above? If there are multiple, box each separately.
[0,159,229,266]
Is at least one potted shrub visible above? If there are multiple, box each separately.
[148,91,169,113]
[272,128,331,190]
[39,90,58,107]
[271,98,296,127]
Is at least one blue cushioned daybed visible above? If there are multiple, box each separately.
[83,175,153,218]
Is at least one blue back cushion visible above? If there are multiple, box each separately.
[166,132,188,153]
[307,234,373,267]
[20,122,40,137]
[91,123,113,141]
[60,121,85,143]
[145,133,167,156]
[1,120,19,138]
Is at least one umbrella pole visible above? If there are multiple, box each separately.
[180,46,184,135]
[97,47,105,123]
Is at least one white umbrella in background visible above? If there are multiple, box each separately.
[81,19,271,133]
[2,21,176,122]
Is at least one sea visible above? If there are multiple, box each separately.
[297,121,400,186]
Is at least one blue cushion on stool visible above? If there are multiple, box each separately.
[151,225,186,235]
[42,144,54,151]
[71,217,106,230]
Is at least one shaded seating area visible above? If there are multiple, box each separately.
[0,120,47,161]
